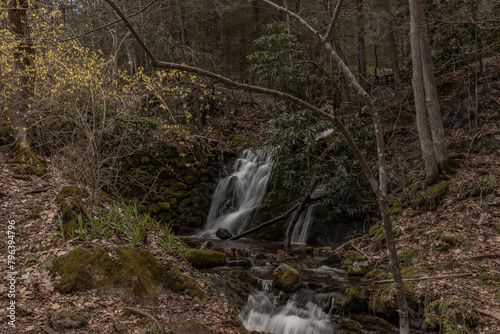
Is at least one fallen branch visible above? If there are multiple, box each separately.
[229,204,299,240]
[375,273,472,284]
[25,186,52,195]
[469,253,500,260]
[475,308,500,321]
[119,306,164,334]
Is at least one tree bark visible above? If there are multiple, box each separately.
[8,0,33,148]
[409,0,445,184]
[356,0,367,87]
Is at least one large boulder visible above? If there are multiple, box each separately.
[272,263,302,293]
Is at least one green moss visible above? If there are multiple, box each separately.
[293,246,314,255]
[340,321,361,334]
[389,201,402,219]
[402,266,427,279]
[183,249,226,269]
[50,246,204,302]
[343,284,364,312]
[31,205,42,218]
[364,269,390,280]
[184,175,199,185]
[426,181,449,209]
[369,281,417,319]
[350,315,391,330]
[393,227,402,238]
[373,230,387,251]
[272,263,302,293]
[425,300,479,332]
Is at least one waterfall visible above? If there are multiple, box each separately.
[291,203,320,244]
[205,147,272,236]
[240,289,336,334]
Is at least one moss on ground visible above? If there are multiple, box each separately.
[50,246,204,302]
[183,249,226,269]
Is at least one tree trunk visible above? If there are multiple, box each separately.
[8,0,33,148]
[417,0,448,168]
[175,0,187,63]
[382,3,401,85]
[409,0,443,184]
[122,0,139,74]
[356,0,367,87]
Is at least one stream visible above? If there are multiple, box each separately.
[197,148,400,334]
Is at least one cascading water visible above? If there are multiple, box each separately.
[205,147,272,236]
[291,203,320,244]
[240,288,337,334]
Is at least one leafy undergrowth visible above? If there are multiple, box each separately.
[0,153,246,334]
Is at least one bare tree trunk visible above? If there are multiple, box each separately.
[9,0,33,148]
[382,3,402,85]
[122,0,139,74]
[409,0,443,184]
[356,0,367,87]
[175,0,187,63]
[417,0,448,168]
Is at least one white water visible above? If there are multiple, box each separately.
[205,147,272,235]
[240,290,336,334]
[291,203,321,244]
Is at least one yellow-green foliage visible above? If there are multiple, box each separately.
[183,249,226,269]
[50,246,203,302]
[425,300,479,333]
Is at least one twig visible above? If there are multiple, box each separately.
[375,273,472,284]
[331,235,367,253]
[119,306,165,334]
[475,308,500,321]
[469,253,500,260]
[24,186,52,195]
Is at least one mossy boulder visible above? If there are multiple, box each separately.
[183,249,226,269]
[341,251,374,276]
[50,246,203,302]
[272,263,302,293]
[350,315,392,332]
[331,284,365,314]
[369,281,417,319]
[413,181,449,211]
[52,308,87,331]
[425,300,480,332]
[340,320,361,334]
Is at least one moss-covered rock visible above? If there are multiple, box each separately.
[425,300,480,332]
[272,263,302,293]
[414,181,449,211]
[369,281,417,319]
[50,246,203,302]
[55,186,87,238]
[341,250,373,276]
[183,249,226,269]
[350,314,392,332]
[340,320,362,334]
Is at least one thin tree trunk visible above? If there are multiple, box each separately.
[417,0,448,168]
[356,0,367,87]
[9,0,33,148]
[175,0,187,63]
[382,3,401,85]
[409,0,440,184]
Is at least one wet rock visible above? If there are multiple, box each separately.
[180,237,203,249]
[272,263,303,293]
[216,228,233,239]
[227,259,252,267]
[183,249,226,269]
